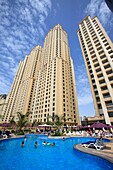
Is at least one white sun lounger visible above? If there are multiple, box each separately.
[84,142,105,150]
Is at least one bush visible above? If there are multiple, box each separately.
[51,131,63,136]
[18,131,24,135]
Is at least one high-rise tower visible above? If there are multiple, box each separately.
[2,24,80,125]
[2,45,42,122]
[78,16,113,125]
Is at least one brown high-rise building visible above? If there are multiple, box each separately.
[2,24,80,125]
[78,16,113,125]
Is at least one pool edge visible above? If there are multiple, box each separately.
[74,143,113,164]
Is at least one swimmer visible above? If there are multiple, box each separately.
[21,141,24,147]
[42,141,47,145]
[34,141,38,148]
[62,137,65,141]
[50,142,55,146]
[46,142,51,146]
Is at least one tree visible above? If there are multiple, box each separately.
[55,115,64,126]
[47,114,67,126]
[16,111,32,131]
[31,119,37,127]
[47,115,60,125]
[10,116,16,126]
[83,116,88,126]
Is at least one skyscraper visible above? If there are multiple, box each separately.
[105,0,113,12]
[2,45,42,122]
[0,94,7,123]
[2,24,80,126]
[77,16,113,125]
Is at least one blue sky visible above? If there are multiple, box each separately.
[0,0,113,118]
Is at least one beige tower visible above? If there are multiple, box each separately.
[2,25,80,125]
[2,45,42,122]
[30,24,80,125]
[78,16,113,125]
[0,94,7,123]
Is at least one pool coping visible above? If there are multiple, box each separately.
[74,143,113,164]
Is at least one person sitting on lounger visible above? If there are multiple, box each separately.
[83,138,105,150]
[82,138,98,146]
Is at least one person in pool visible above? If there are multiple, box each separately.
[50,142,55,146]
[62,137,65,141]
[46,142,51,146]
[21,141,24,147]
[42,141,47,145]
[42,141,51,146]
[34,141,38,148]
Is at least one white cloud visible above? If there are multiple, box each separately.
[85,0,113,27]
[0,0,52,94]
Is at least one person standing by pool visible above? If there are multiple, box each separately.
[99,135,104,146]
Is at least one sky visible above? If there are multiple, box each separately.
[0,0,113,118]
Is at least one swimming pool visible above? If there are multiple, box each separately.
[0,135,113,170]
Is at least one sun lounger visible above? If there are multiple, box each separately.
[66,131,72,136]
[84,142,105,150]
[82,138,105,150]
[3,134,8,139]
[75,131,81,136]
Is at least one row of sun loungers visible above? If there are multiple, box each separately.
[65,131,113,138]
[0,133,15,139]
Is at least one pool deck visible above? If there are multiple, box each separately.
[74,139,113,164]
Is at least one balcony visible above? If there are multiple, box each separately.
[98,77,104,81]
[98,49,104,55]
[107,107,113,111]
[96,67,101,73]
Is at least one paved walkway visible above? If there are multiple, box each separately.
[74,140,113,163]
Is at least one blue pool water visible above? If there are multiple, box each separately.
[0,135,113,170]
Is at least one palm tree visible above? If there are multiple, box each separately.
[16,111,32,131]
[10,116,16,126]
[55,115,65,126]
[47,115,60,125]
[46,116,54,125]
[47,114,66,126]
[47,114,73,126]
[31,119,37,127]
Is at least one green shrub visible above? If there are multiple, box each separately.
[18,131,24,135]
[52,131,63,136]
